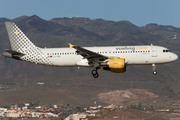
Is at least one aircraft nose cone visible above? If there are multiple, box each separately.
[173,54,178,61]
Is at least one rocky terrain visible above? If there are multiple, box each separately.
[98,89,158,105]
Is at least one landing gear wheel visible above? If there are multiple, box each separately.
[91,68,100,78]
[153,71,157,75]
[92,70,97,75]
[152,64,157,75]
[93,73,99,78]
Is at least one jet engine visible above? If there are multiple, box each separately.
[101,58,126,73]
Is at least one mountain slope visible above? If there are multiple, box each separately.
[50,17,162,45]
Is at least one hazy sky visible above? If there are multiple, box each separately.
[0,0,180,27]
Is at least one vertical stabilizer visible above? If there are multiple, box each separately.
[5,22,52,65]
[5,22,37,53]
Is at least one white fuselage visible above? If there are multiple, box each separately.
[37,45,178,67]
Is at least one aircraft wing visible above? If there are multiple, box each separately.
[68,43,108,62]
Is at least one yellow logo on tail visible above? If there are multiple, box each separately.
[15,31,18,35]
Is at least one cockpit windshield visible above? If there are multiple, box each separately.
[163,49,171,53]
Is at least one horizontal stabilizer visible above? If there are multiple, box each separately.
[4,49,25,56]
[2,49,25,60]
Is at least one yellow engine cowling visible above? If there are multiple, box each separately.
[108,58,126,73]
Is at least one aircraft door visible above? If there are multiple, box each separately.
[151,46,157,57]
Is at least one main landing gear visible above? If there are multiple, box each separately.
[152,64,157,75]
[92,67,100,78]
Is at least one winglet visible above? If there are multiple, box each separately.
[68,43,74,48]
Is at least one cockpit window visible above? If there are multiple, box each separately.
[163,49,171,53]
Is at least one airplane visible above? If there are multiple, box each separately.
[2,22,178,78]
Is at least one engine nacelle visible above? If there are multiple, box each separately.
[110,68,126,73]
[102,58,126,73]
[108,58,125,69]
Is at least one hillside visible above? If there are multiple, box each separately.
[93,108,180,120]
[50,17,180,50]
[98,89,158,105]
[50,17,162,45]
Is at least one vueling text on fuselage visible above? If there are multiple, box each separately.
[116,46,148,51]
[116,47,135,51]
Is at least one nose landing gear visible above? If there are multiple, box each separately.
[152,64,157,75]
